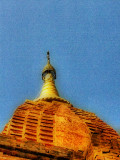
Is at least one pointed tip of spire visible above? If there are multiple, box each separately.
[42,51,56,80]
[47,51,50,63]
[47,51,49,55]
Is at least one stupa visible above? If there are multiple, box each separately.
[0,52,120,160]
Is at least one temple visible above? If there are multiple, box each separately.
[0,52,120,160]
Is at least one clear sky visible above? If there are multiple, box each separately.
[0,1,120,132]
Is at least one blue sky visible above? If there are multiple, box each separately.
[0,1,120,132]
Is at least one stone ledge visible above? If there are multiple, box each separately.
[0,134,85,160]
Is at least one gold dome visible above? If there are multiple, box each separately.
[35,51,69,103]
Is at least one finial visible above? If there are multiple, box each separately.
[42,51,56,80]
[47,51,50,63]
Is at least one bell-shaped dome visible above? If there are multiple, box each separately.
[2,100,92,156]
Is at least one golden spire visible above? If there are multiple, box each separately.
[35,51,59,100]
[35,51,70,103]
[42,51,56,80]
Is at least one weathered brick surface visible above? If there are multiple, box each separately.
[1,100,120,159]
[69,105,120,159]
